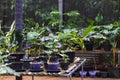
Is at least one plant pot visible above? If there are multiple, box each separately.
[60,62,69,70]
[21,59,33,69]
[100,71,108,78]
[66,52,75,63]
[7,56,16,63]
[85,41,93,51]
[108,67,120,78]
[47,62,59,71]
[10,62,23,71]
[9,53,25,61]
[79,71,87,78]
[29,62,42,70]
[88,70,97,78]
[101,41,111,51]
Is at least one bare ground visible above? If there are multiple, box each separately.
[0,76,120,80]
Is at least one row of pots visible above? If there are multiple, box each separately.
[79,68,120,78]
[79,70,97,78]
[9,61,69,72]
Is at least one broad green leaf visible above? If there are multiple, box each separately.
[82,25,93,38]
[87,18,95,25]
[95,12,103,23]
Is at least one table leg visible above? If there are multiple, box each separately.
[32,75,34,80]
[16,75,22,80]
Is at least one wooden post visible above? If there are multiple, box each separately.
[58,0,63,27]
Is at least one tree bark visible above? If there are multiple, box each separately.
[15,0,23,52]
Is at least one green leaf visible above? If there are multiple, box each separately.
[0,65,20,76]
[87,18,95,25]
[95,12,103,23]
[65,11,80,17]
[27,32,39,41]
[82,25,93,38]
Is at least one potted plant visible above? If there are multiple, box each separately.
[71,26,93,57]
[88,70,97,78]
[87,25,107,51]
[59,51,69,70]
[0,21,24,71]
[79,71,87,77]
[57,29,78,63]
[0,21,18,55]
[94,22,120,78]
[104,24,120,78]
[43,33,60,71]
[100,24,120,67]
[23,24,45,71]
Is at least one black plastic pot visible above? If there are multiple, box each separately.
[60,62,69,70]
[6,56,16,63]
[85,41,93,51]
[21,59,32,69]
[9,53,25,61]
[66,52,75,63]
[100,71,108,78]
[10,62,23,71]
[108,68,120,78]
[101,41,112,51]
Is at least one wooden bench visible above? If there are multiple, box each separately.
[75,50,111,70]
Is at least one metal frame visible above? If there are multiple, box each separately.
[59,58,86,80]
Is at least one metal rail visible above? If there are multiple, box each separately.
[59,58,86,80]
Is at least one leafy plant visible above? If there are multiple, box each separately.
[57,26,93,58]
[64,10,84,29]
[0,54,19,76]
[43,33,62,62]
[23,22,45,57]
[95,12,103,23]
[72,26,93,57]
[0,21,18,54]
[89,22,120,67]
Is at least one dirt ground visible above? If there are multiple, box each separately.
[0,76,120,80]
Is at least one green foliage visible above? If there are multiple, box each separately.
[87,18,95,26]
[95,12,103,23]
[27,32,39,41]
[0,21,18,54]
[0,54,19,76]
[101,53,112,64]
[0,65,19,76]
[48,10,61,29]
[59,51,69,63]
[64,11,83,29]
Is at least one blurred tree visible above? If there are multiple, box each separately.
[15,0,23,51]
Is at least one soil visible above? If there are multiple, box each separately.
[0,76,120,80]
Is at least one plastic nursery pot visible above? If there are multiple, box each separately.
[10,62,23,70]
[29,62,41,70]
[88,70,97,78]
[100,71,108,78]
[79,71,87,78]
[60,62,69,70]
[47,62,59,71]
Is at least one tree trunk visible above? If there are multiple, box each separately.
[15,0,23,51]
